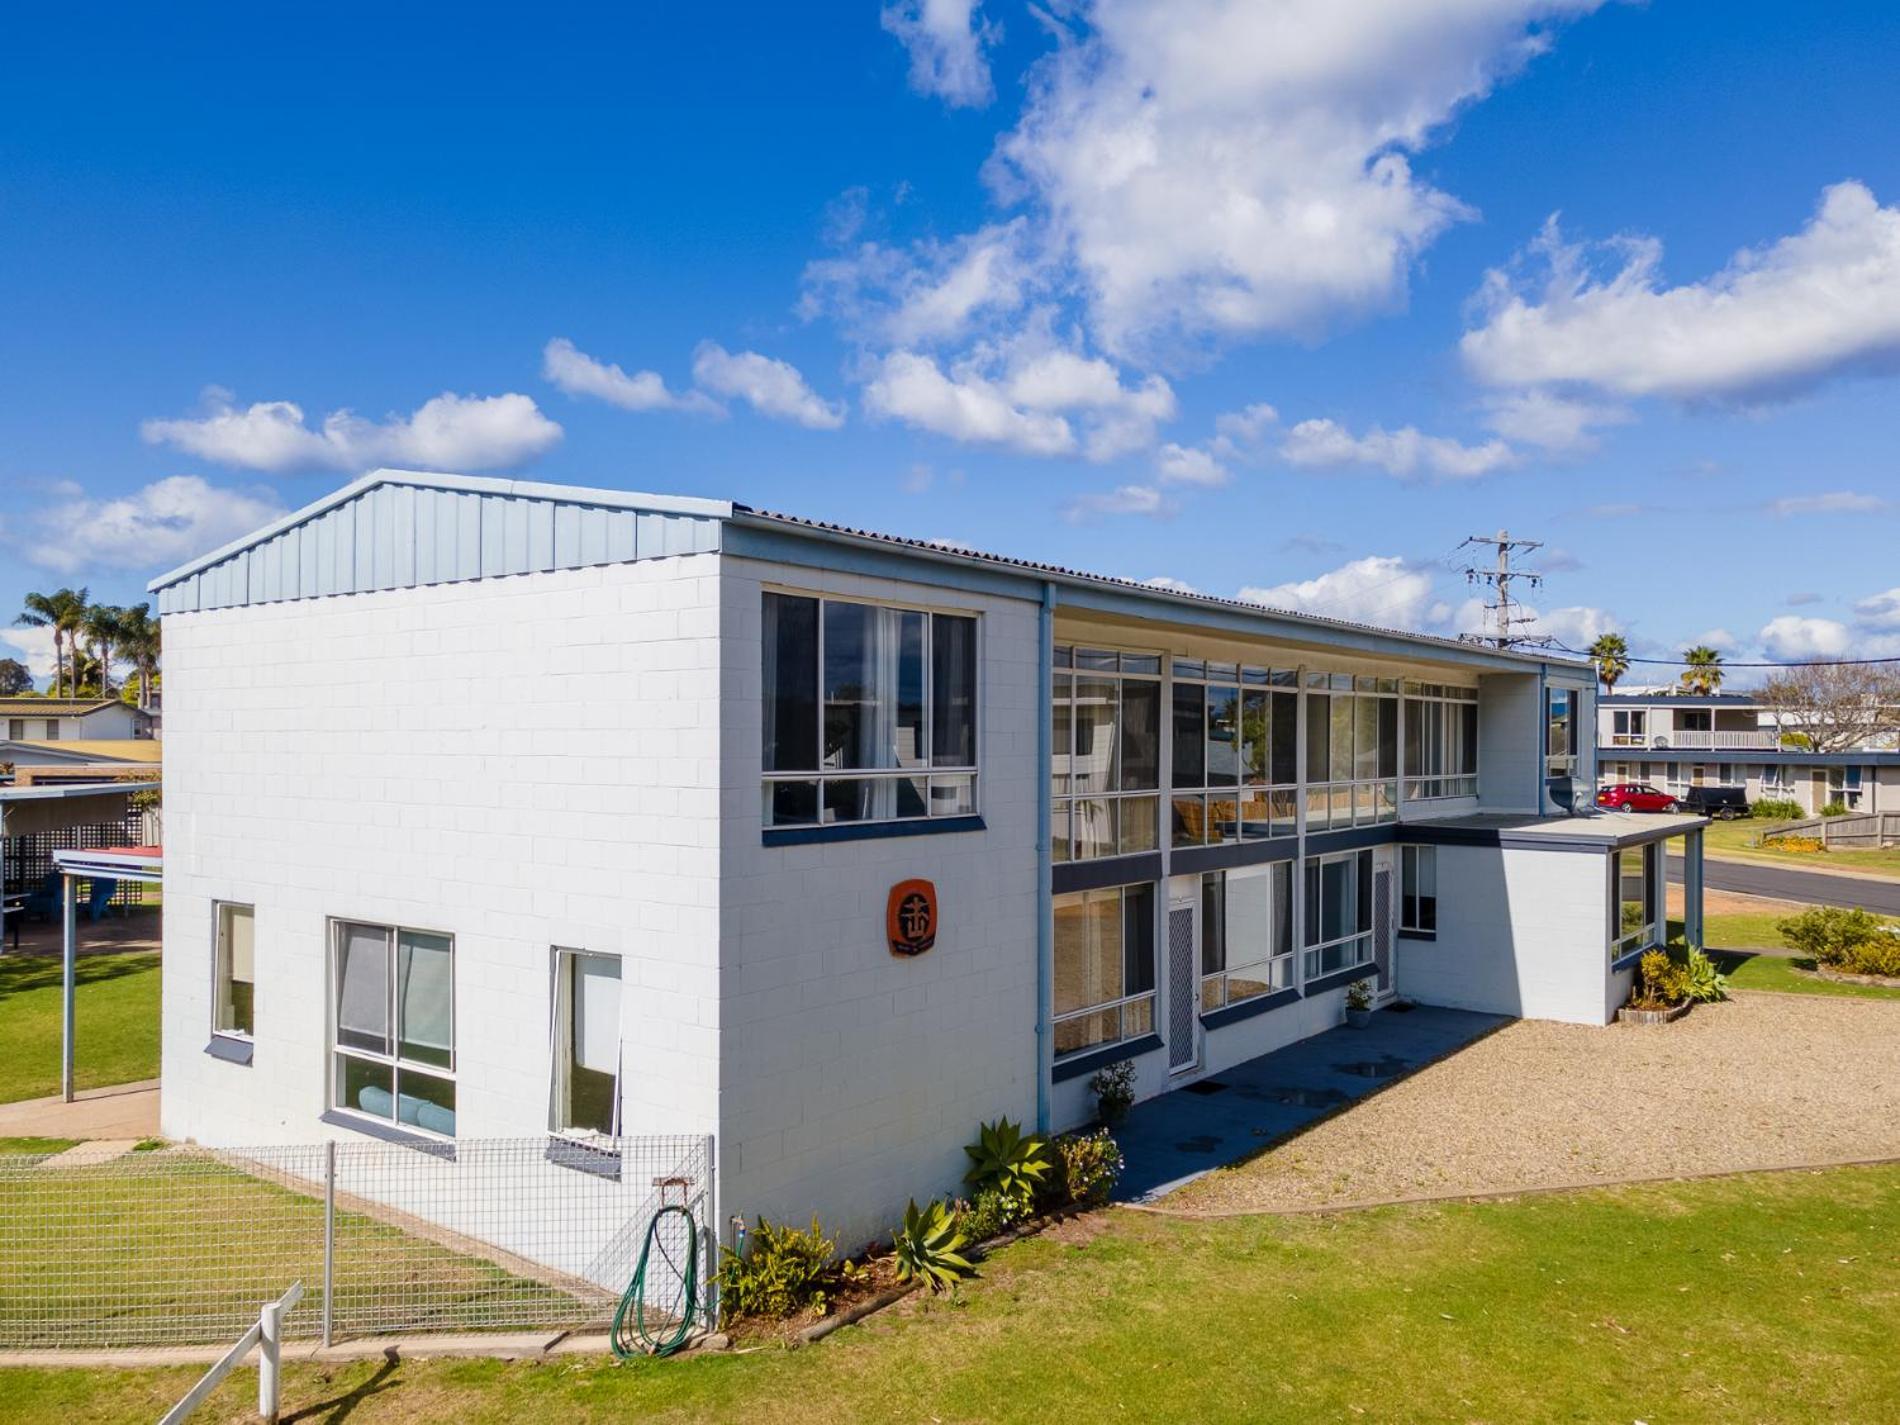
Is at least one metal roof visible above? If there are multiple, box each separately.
[0,698,126,716]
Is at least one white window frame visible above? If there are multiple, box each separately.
[1170,658,1303,848]
[1402,681,1480,802]
[1198,863,1295,1012]
[1610,844,1661,963]
[1053,643,1165,863]
[1052,883,1157,1060]
[1399,846,1436,937]
[549,947,623,1141]
[1302,849,1375,980]
[211,901,256,1043]
[1302,672,1401,832]
[327,918,458,1141]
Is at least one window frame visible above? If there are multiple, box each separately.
[761,590,981,830]
[326,917,459,1141]
[1399,846,1436,937]
[1198,862,1295,1013]
[1610,844,1661,963]
[1402,681,1480,802]
[1302,848,1376,980]
[1052,643,1164,863]
[1051,883,1157,1061]
[1169,659,1302,849]
[1546,686,1578,780]
[549,947,623,1142]
[1301,673,1400,832]
[211,900,256,1043]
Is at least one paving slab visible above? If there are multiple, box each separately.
[0,1080,159,1142]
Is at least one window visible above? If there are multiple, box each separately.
[1828,765,1865,808]
[761,593,978,827]
[1052,646,1161,862]
[1301,673,1399,832]
[1199,863,1294,1011]
[1546,687,1577,779]
[1400,846,1436,935]
[1302,849,1375,979]
[1611,845,1659,961]
[1402,682,1479,800]
[331,921,456,1137]
[1052,883,1155,1057]
[213,903,255,1039]
[6,718,21,739]
[44,719,59,741]
[1610,709,1647,747]
[551,949,621,1138]
[1169,661,1300,848]
[1761,764,1791,796]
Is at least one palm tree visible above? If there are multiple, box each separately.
[82,603,123,696]
[15,587,88,697]
[1680,645,1725,696]
[116,603,161,710]
[1588,633,1630,695]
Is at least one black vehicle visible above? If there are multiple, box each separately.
[1677,785,1749,819]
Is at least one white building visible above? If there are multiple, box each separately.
[0,697,151,744]
[152,470,1708,1252]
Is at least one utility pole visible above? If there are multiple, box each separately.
[1457,530,1545,649]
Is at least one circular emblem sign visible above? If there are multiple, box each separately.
[886,878,938,957]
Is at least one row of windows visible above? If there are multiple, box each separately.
[6,718,62,740]
[209,909,620,1143]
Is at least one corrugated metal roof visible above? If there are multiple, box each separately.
[0,698,125,716]
[2,739,163,763]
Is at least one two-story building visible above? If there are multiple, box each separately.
[151,470,1708,1251]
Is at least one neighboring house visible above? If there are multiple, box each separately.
[0,738,163,787]
[151,470,1708,1252]
[1598,693,1898,814]
[0,697,153,743]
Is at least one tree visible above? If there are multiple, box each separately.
[1588,633,1630,695]
[0,658,30,695]
[1757,664,1900,754]
[16,587,88,698]
[1679,645,1725,696]
[82,603,123,696]
[116,604,161,710]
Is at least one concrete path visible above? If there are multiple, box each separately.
[1669,855,1900,915]
[1109,1005,1508,1203]
[0,1080,159,1141]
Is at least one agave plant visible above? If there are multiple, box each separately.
[962,1116,1052,1208]
[891,1199,973,1294]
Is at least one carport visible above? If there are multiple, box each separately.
[47,845,162,1101]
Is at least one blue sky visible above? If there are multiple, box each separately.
[4,1,1899,685]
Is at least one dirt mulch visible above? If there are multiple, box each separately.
[1166,994,1900,1214]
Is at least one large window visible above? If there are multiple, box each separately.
[1199,863,1294,1011]
[1403,682,1479,800]
[1052,883,1156,1058]
[1610,708,1647,747]
[1399,846,1436,935]
[1303,673,1398,831]
[1547,687,1577,780]
[762,593,978,827]
[551,949,621,1139]
[1052,646,1161,862]
[1611,844,1660,961]
[1303,849,1375,979]
[331,921,457,1138]
[1170,661,1299,848]
[213,902,255,1040]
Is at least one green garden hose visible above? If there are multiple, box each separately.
[611,1202,699,1359]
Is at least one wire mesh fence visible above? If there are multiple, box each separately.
[0,1134,713,1349]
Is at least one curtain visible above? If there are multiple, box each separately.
[397,931,454,1067]
[336,923,390,1053]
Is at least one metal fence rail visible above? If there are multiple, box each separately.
[0,1134,713,1349]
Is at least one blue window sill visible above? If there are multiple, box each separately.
[763,815,984,848]
[1397,930,1437,943]
[1304,966,1375,998]
[1051,1033,1163,1084]
[320,1109,456,1160]
[1200,986,1300,1031]
[204,1036,254,1066]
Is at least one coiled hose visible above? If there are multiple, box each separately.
[611,1202,699,1359]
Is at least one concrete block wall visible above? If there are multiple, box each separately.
[159,554,724,1148]
[715,556,1041,1249]
[1477,673,1542,813]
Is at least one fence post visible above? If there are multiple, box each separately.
[322,1140,336,1349]
[702,1133,719,1330]
[258,1296,283,1422]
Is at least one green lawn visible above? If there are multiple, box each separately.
[0,1139,77,1155]
[0,951,159,1103]
[1701,817,1900,879]
[7,1164,1900,1424]
[1709,950,1900,1001]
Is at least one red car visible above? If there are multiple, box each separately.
[1595,782,1681,814]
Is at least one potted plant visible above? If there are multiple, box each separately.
[1088,1060,1136,1128]
[1344,979,1374,1028]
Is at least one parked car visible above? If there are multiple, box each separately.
[1678,785,1749,819]
[1595,783,1680,814]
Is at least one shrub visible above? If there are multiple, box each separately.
[1777,906,1889,967]
[963,1117,1052,1210]
[1674,945,1729,1003]
[1820,800,1851,817]
[1043,1129,1125,1209]
[1751,799,1803,820]
[1772,835,1826,854]
[953,1186,1030,1244]
[1630,950,1690,1009]
[717,1216,839,1323]
[1835,938,1900,978]
[1089,1060,1136,1127]
[891,1199,972,1294]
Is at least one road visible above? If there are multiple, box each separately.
[1667,855,1900,916]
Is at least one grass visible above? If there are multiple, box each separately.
[0,950,159,1103]
[6,1164,1899,1423]
[1700,817,1900,878]
[0,1138,77,1155]
[1709,950,1900,1001]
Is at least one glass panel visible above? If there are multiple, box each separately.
[1124,886,1155,996]
[896,611,926,768]
[1122,994,1153,1038]
[1121,653,1161,675]
[1322,859,1348,943]
[929,774,976,817]
[1120,680,1161,791]
[1051,675,1073,798]
[335,923,391,1054]
[335,1054,392,1120]
[1054,1009,1118,1057]
[397,1069,457,1136]
[1271,693,1298,784]
[1118,795,1159,854]
[1089,891,1124,1008]
[1272,863,1293,960]
[1206,684,1240,787]
[1305,694,1330,784]
[1073,677,1118,794]
[1076,648,1118,671]
[1201,874,1224,975]
[1271,788,1298,837]
[1304,860,1321,947]
[1052,894,1090,1017]
[823,776,922,822]
[397,931,454,1069]
[1051,802,1071,864]
[1072,798,1114,860]
[765,779,819,826]
[1202,977,1225,1013]
[824,602,920,771]
[1171,795,1205,848]
[215,904,255,1037]
[1241,689,1268,784]
[1236,790,1270,839]
[1331,697,1355,782]
[1172,683,1205,788]
[562,953,619,1135]
[1378,698,1398,779]
[930,613,976,767]
[761,594,818,773]
[1205,794,1239,845]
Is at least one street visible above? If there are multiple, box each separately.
[1668,856,1900,916]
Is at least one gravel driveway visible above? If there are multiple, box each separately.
[1167,993,1900,1213]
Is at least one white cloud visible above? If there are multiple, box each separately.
[1239,555,1440,631]
[1479,389,1628,452]
[880,0,999,109]
[542,338,721,415]
[1463,182,1900,403]
[1141,575,1198,593]
[0,625,59,680]
[985,0,1603,358]
[1855,587,1900,630]
[862,351,1076,456]
[802,222,1036,350]
[144,386,564,473]
[1759,615,1852,660]
[1000,343,1177,458]
[690,343,846,430]
[1061,484,1171,521]
[1280,417,1515,480]
[12,475,287,576]
[1214,402,1279,445]
[1768,490,1890,516]
[1154,442,1229,487]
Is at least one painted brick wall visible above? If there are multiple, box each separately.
[715,556,1041,1250]
[159,555,724,1148]
[1477,673,1542,813]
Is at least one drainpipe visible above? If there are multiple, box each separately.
[1536,666,1549,815]
[1035,580,1055,1136]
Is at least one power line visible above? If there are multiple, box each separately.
[1457,530,1544,650]
[1551,645,1900,669]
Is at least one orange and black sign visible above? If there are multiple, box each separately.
[886,878,938,957]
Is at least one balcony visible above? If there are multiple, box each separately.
[1613,730,1779,751]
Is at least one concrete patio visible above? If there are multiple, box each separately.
[1110,1005,1509,1203]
